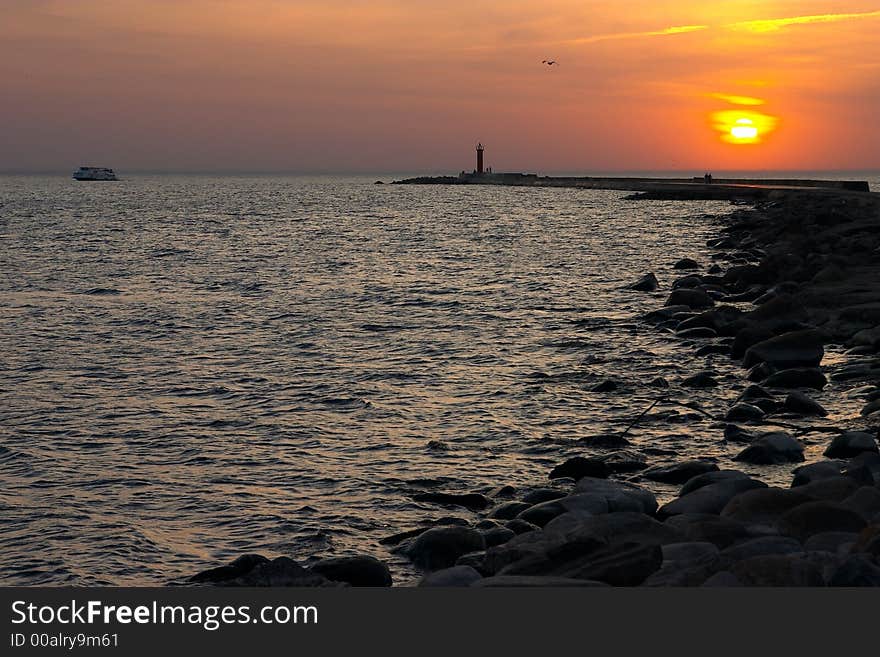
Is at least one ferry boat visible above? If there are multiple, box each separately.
[72,167,118,181]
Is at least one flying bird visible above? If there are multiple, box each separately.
[542,60,558,66]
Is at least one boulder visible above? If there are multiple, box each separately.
[841,486,880,521]
[574,477,658,514]
[481,527,516,548]
[824,431,879,458]
[730,555,824,586]
[663,514,758,548]
[723,424,757,443]
[734,432,804,465]
[310,555,392,587]
[796,476,860,502]
[861,399,880,416]
[549,456,610,480]
[679,470,753,496]
[721,487,813,524]
[674,258,701,270]
[419,566,483,587]
[412,492,492,511]
[643,460,719,485]
[784,391,828,417]
[596,450,648,473]
[843,452,880,486]
[743,330,825,370]
[732,325,776,360]
[189,554,270,584]
[658,478,767,518]
[762,368,827,390]
[666,288,715,309]
[776,501,867,542]
[488,501,532,520]
[738,384,775,402]
[803,532,859,555]
[791,461,844,487]
[682,372,720,387]
[521,488,566,505]
[828,555,880,586]
[223,557,331,587]
[627,272,659,291]
[720,537,803,562]
[553,543,663,586]
[516,494,610,527]
[505,519,540,535]
[407,527,486,571]
[725,403,765,422]
[591,379,619,392]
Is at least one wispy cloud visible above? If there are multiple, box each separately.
[726,10,880,33]
[709,93,765,106]
[561,24,707,46]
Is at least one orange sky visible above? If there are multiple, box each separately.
[2,1,879,172]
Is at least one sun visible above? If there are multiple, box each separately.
[711,109,778,144]
[730,118,758,140]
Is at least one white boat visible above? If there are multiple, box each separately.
[73,167,118,181]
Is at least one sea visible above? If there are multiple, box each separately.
[1,172,877,585]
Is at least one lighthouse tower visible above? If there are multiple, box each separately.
[476,142,484,175]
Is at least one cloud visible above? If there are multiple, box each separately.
[562,24,707,46]
[709,93,765,106]
[726,10,880,33]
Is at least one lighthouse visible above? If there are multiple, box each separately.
[476,142,484,175]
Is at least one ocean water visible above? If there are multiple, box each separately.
[0,174,872,585]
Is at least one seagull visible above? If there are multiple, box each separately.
[542,60,557,66]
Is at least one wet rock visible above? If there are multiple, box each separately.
[734,432,804,465]
[516,494,610,527]
[852,525,880,557]
[521,488,566,505]
[627,272,659,291]
[843,452,880,485]
[419,565,483,587]
[720,537,803,562]
[472,576,608,587]
[682,371,720,387]
[784,391,828,417]
[643,460,719,485]
[488,501,532,520]
[695,343,731,357]
[679,470,753,495]
[861,399,880,416]
[720,487,813,524]
[407,526,486,571]
[791,461,844,487]
[426,440,449,451]
[676,327,717,339]
[489,484,516,498]
[730,555,824,586]
[549,457,610,481]
[762,368,827,390]
[225,557,331,587]
[505,519,540,535]
[412,492,493,511]
[189,554,269,584]
[310,555,392,587]
[481,527,516,548]
[658,478,767,518]
[666,288,715,310]
[747,362,775,383]
[574,477,658,514]
[796,476,860,502]
[591,379,619,392]
[554,543,663,586]
[674,258,701,270]
[596,450,648,473]
[828,555,880,586]
[723,424,757,443]
[738,384,775,402]
[645,305,692,323]
[777,501,867,542]
[824,431,879,458]
[743,329,825,370]
[732,325,776,360]
[725,403,765,422]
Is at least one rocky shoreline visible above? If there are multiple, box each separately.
[185,191,880,587]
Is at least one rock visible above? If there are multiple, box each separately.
[407,527,486,571]
[743,330,825,370]
[824,431,879,458]
[516,494,610,527]
[666,288,715,309]
[579,434,631,449]
[489,484,516,498]
[189,554,269,584]
[682,371,720,388]
[732,325,776,360]
[574,477,658,514]
[591,379,619,392]
[695,343,731,357]
[734,432,804,465]
[791,461,844,487]
[738,384,775,402]
[642,541,722,585]
[796,476,860,502]
[627,272,659,291]
[679,470,752,495]
[596,450,648,473]
[776,501,867,542]
[730,555,824,586]
[701,571,743,586]
[472,576,608,587]
[643,460,719,485]
[553,543,662,586]
[521,488,566,505]
[549,456,610,480]
[677,327,718,339]
[425,440,449,450]
[723,424,757,443]
[481,527,516,548]
[310,555,392,587]
[843,452,880,485]
[762,368,827,390]
[852,525,880,557]
[784,391,828,417]
[645,305,691,323]
[224,557,331,587]
[720,537,803,562]
[674,258,701,270]
[488,501,532,520]
[841,486,880,521]
[419,565,483,587]
[721,487,813,524]
[861,399,880,416]
[505,519,540,535]
[725,403,765,422]
[658,478,767,518]
[664,514,758,548]
[747,362,775,383]
[803,532,859,555]
[412,492,492,511]
[828,555,880,586]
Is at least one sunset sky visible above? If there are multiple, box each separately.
[2,1,879,172]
